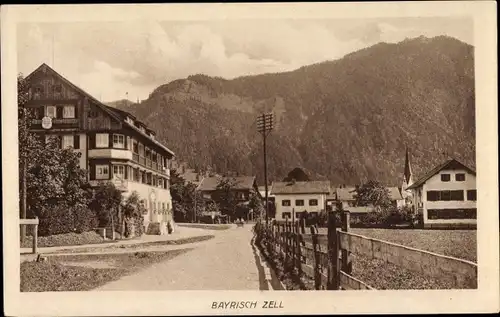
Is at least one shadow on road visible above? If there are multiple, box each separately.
[250,235,269,290]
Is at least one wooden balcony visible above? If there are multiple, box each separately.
[32,118,79,129]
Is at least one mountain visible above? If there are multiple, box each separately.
[109,35,475,186]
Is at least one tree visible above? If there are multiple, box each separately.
[248,191,265,220]
[89,182,123,230]
[121,191,147,237]
[212,177,240,221]
[283,167,310,182]
[353,180,391,210]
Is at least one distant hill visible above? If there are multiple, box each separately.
[113,35,475,186]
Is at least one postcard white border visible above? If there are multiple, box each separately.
[2,2,498,316]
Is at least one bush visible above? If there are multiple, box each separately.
[73,206,99,233]
[37,204,98,236]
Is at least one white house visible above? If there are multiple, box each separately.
[271,180,331,220]
[407,159,477,229]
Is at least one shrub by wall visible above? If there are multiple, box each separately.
[37,204,98,236]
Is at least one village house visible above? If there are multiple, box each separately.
[24,63,175,234]
[271,180,331,220]
[407,158,477,229]
[196,176,261,220]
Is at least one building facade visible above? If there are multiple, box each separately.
[407,159,477,229]
[24,63,175,233]
[271,181,331,220]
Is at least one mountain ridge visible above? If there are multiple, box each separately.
[108,35,475,186]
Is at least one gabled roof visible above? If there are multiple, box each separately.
[335,186,403,201]
[197,176,256,191]
[387,187,403,201]
[407,159,476,190]
[26,63,174,157]
[271,181,331,195]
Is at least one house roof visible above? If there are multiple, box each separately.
[25,63,174,157]
[197,176,256,191]
[335,186,403,201]
[271,181,331,195]
[407,159,476,190]
[180,169,201,184]
[387,187,403,201]
[335,187,357,200]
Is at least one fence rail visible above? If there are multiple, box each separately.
[254,208,477,290]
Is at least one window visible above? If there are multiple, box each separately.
[455,173,466,181]
[63,105,75,118]
[158,178,164,188]
[52,85,62,93]
[309,199,318,206]
[428,190,464,201]
[162,202,165,211]
[467,190,477,201]
[295,199,304,206]
[203,193,211,199]
[113,134,125,149]
[450,190,464,201]
[46,105,57,118]
[89,110,98,118]
[441,174,451,182]
[282,200,291,206]
[62,135,74,149]
[282,212,291,219]
[427,208,476,220]
[113,165,125,179]
[34,86,44,94]
[96,133,109,148]
[96,165,109,180]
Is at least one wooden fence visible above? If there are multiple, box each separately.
[20,217,39,254]
[254,210,477,290]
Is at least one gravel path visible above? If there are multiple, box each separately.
[96,225,270,291]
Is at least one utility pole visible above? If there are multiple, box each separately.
[257,113,274,225]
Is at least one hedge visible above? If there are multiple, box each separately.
[37,204,98,236]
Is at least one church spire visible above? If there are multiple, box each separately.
[404,146,413,186]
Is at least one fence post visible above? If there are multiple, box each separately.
[300,213,306,234]
[341,210,352,275]
[327,211,340,290]
[295,220,302,275]
[32,217,38,254]
[284,218,289,265]
[310,225,321,290]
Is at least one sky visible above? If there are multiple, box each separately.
[17,17,473,102]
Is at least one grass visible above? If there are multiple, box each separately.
[350,228,477,262]
[20,249,190,292]
[21,231,113,248]
[260,226,477,290]
[177,223,232,231]
[316,228,476,261]
[52,235,215,254]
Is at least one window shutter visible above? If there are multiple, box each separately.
[74,105,78,118]
[74,134,80,149]
[56,106,63,119]
[88,134,94,150]
[89,163,95,180]
[58,135,63,149]
[109,134,113,148]
[38,107,44,119]
[125,166,129,180]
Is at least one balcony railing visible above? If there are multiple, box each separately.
[132,153,139,162]
[146,159,152,168]
[32,118,79,125]
[139,156,145,165]
[131,155,169,176]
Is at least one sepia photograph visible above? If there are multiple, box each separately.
[2,2,498,316]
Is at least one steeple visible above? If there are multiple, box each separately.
[404,146,413,186]
[401,146,414,201]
